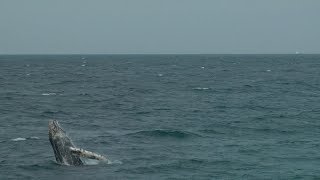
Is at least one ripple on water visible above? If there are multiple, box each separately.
[41,93,57,96]
[193,87,210,90]
[125,129,202,139]
[11,137,40,141]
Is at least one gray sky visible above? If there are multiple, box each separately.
[0,0,319,54]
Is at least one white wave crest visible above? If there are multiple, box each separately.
[30,136,40,140]
[41,93,56,96]
[193,87,210,90]
[11,136,40,141]
[12,137,26,141]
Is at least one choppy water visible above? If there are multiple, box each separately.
[1,54,320,179]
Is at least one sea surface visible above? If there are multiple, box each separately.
[1,54,320,179]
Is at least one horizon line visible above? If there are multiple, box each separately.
[0,53,319,56]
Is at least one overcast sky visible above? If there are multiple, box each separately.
[0,0,319,54]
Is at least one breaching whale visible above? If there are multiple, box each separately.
[48,120,107,166]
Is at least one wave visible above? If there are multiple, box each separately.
[11,137,40,142]
[49,157,121,166]
[135,111,151,115]
[29,136,40,140]
[116,158,217,174]
[49,80,81,86]
[126,129,202,138]
[193,87,210,90]
[11,137,26,141]
[41,93,57,96]
[198,129,225,135]
[83,158,122,166]
[250,127,296,134]
[42,110,69,115]
[153,108,171,111]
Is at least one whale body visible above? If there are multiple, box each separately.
[48,120,107,166]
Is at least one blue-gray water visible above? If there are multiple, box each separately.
[1,54,320,179]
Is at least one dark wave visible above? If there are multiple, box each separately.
[17,161,56,170]
[153,108,171,111]
[245,127,296,135]
[126,129,202,138]
[116,158,220,174]
[41,110,69,115]
[198,129,225,135]
[135,111,151,115]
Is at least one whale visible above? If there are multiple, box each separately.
[48,120,107,166]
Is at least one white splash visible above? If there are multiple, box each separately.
[83,158,122,166]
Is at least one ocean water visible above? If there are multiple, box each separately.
[1,54,320,179]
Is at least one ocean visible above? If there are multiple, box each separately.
[1,54,320,179]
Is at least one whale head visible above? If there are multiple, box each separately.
[48,120,83,166]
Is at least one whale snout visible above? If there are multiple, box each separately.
[49,120,59,128]
[49,120,64,136]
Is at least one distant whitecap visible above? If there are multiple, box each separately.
[29,136,40,140]
[11,137,40,141]
[81,64,86,67]
[12,138,26,141]
[201,67,205,69]
[158,73,163,77]
[41,93,56,96]
[267,70,271,72]
[193,87,210,90]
